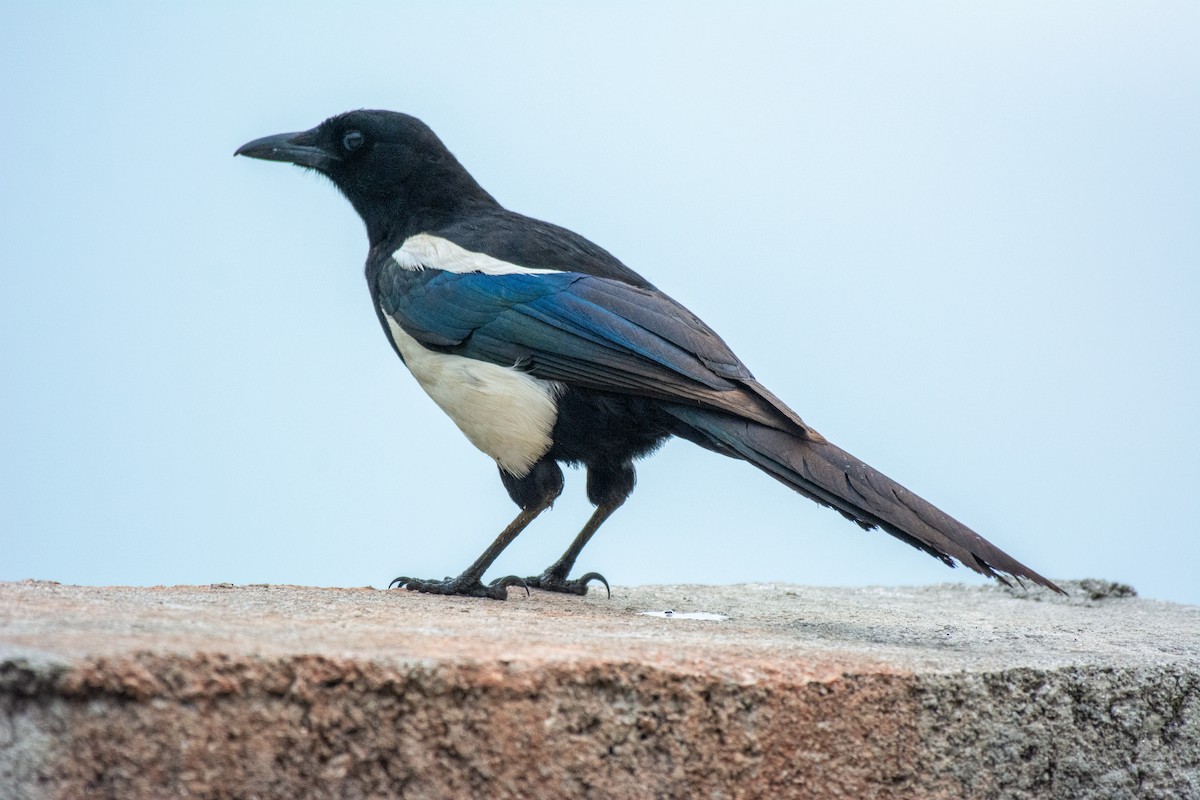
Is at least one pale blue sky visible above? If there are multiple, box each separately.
[2,3,1197,605]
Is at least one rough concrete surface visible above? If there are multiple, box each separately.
[0,578,1197,799]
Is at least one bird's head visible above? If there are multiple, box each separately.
[236,109,494,244]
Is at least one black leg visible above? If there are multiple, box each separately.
[525,500,620,596]
[526,461,634,596]
[390,460,564,600]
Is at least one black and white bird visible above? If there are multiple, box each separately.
[236,110,1061,599]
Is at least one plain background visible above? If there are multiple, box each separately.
[2,2,1197,606]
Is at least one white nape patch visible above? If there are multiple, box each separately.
[383,315,561,477]
[392,233,563,275]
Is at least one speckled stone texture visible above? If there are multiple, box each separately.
[1,579,1197,799]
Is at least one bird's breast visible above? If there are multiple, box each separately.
[382,314,561,478]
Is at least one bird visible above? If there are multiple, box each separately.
[236,109,1062,600]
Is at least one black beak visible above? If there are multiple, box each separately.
[235,129,338,171]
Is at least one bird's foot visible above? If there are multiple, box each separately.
[388,574,528,600]
[525,570,610,597]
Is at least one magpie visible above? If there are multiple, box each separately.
[236,110,1062,600]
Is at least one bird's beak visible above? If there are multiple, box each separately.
[234,129,339,171]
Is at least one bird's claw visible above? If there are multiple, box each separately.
[525,570,610,597]
[489,575,531,597]
[388,574,527,600]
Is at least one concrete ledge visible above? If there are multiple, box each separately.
[1,580,1197,799]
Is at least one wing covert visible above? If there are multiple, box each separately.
[375,261,780,419]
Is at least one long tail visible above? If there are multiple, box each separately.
[664,404,1063,593]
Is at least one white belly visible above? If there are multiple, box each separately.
[383,315,560,477]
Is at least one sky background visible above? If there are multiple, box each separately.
[2,2,1197,606]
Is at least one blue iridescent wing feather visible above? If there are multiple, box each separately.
[375,263,754,406]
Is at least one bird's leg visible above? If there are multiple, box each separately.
[390,460,564,600]
[525,499,622,596]
[390,501,550,598]
[526,461,633,597]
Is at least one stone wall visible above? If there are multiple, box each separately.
[2,580,1197,799]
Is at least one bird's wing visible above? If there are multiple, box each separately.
[376,263,803,429]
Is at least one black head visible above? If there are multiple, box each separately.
[236,110,496,244]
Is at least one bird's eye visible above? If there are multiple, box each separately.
[342,130,365,152]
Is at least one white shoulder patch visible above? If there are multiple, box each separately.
[392,233,563,276]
